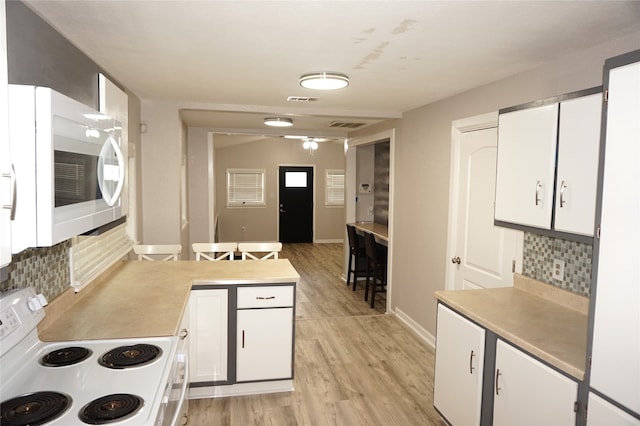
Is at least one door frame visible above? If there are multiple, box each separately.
[445,112,523,291]
[276,163,316,243]
[346,129,395,314]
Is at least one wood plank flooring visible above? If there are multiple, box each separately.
[188,243,443,425]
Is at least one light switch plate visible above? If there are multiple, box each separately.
[553,258,565,282]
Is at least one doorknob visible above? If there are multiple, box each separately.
[451,256,461,265]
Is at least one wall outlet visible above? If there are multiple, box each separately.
[241,226,246,232]
[553,258,565,282]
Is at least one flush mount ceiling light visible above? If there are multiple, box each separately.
[264,117,293,127]
[299,72,349,90]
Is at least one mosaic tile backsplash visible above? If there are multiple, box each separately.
[522,232,593,297]
[0,224,131,300]
[0,241,70,301]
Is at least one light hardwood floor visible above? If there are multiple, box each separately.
[188,243,443,425]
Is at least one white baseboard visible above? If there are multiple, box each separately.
[189,380,294,399]
[313,239,344,244]
[394,307,436,349]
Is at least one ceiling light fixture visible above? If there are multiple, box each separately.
[264,117,293,127]
[299,72,349,90]
[302,138,319,155]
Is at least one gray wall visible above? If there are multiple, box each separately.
[214,137,345,243]
[350,32,640,338]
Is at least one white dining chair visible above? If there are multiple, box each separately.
[192,242,237,261]
[237,242,282,260]
[133,244,182,261]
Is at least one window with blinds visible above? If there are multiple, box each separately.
[325,169,345,206]
[227,169,266,207]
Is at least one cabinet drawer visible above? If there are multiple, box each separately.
[237,285,294,308]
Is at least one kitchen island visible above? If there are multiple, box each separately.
[38,259,300,341]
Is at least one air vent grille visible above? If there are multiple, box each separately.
[329,121,366,129]
[287,96,318,102]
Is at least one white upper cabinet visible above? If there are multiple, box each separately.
[1,0,12,268]
[495,90,602,237]
[590,56,640,416]
[495,103,559,229]
[554,93,602,236]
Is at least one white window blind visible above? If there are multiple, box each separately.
[227,169,265,206]
[325,169,345,206]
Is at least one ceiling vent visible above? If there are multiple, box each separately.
[329,121,366,129]
[287,96,318,102]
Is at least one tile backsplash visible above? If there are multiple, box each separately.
[0,223,132,300]
[522,232,593,297]
[0,241,70,300]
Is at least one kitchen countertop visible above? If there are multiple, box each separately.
[435,275,588,380]
[39,259,300,342]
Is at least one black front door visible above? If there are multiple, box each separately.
[279,166,313,243]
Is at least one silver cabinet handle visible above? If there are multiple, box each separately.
[469,350,475,374]
[242,330,245,348]
[495,368,502,395]
[451,256,461,265]
[1,164,17,220]
[559,180,567,208]
[179,328,189,340]
[256,296,276,300]
[535,181,542,206]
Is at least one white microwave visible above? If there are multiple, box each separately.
[8,85,124,252]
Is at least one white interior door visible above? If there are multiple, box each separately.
[447,114,523,290]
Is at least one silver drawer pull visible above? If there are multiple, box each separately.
[469,350,475,374]
[256,296,276,300]
[179,328,189,340]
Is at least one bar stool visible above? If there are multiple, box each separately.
[346,224,367,291]
[363,231,387,308]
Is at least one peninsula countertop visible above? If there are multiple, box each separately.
[435,275,588,380]
[39,259,300,342]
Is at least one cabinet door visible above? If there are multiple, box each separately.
[554,93,602,235]
[434,304,485,426]
[495,104,558,229]
[189,289,228,383]
[0,0,11,268]
[236,307,293,382]
[590,59,640,415]
[493,340,577,426]
[588,393,640,426]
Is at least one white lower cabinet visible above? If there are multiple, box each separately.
[587,393,640,426]
[434,304,485,426]
[493,339,577,426]
[189,289,228,383]
[177,300,190,425]
[236,285,294,382]
[0,0,12,268]
[236,307,293,382]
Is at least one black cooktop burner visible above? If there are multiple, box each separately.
[0,391,71,426]
[41,346,92,367]
[99,344,162,369]
[78,393,143,424]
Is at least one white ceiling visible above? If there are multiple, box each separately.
[23,0,640,145]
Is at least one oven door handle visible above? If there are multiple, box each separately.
[170,354,189,426]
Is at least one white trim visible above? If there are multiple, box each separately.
[314,238,343,244]
[188,380,294,399]
[345,128,395,315]
[208,133,215,242]
[394,308,436,349]
[445,112,498,291]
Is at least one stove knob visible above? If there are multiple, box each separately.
[27,296,43,312]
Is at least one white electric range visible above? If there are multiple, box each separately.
[0,287,186,426]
